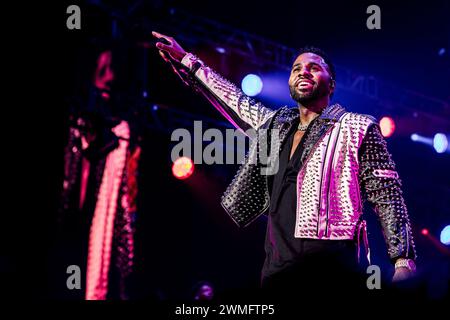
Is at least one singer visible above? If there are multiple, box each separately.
[152,31,417,299]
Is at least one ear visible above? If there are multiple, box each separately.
[329,78,336,94]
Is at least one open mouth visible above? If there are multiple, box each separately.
[297,80,314,86]
[297,81,314,89]
[296,79,314,87]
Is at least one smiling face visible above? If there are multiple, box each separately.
[288,52,335,104]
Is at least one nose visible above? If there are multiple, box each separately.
[298,67,312,79]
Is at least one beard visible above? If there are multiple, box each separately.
[289,80,330,104]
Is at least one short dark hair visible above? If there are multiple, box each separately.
[295,46,336,81]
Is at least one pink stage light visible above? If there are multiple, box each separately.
[379,116,395,138]
[172,157,194,180]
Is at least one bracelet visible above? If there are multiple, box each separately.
[395,258,416,272]
[182,53,203,74]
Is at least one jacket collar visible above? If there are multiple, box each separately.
[274,103,346,143]
[285,103,346,121]
[318,103,347,121]
[273,103,346,171]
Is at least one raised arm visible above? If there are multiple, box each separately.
[152,31,276,132]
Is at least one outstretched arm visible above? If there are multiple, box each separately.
[358,123,417,281]
[152,31,276,132]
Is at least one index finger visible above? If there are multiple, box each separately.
[152,31,171,42]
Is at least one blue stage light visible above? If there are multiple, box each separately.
[440,225,450,245]
[216,47,226,54]
[241,74,263,97]
[433,133,448,153]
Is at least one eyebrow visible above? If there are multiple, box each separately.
[292,61,323,69]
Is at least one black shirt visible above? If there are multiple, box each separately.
[261,117,306,280]
[261,116,358,283]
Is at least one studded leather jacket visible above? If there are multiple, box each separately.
[176,53,416,262]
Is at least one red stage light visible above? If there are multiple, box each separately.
[421,228,429,236]
[172,157,194,180]
[379,116,395,138]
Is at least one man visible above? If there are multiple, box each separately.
[58,47,141,300]
[152,31,416,297]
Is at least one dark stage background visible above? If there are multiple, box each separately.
[3,0,449,306]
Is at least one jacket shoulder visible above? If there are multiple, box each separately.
[343,112,377,125]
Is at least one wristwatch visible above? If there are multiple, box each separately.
[395,259,416,272]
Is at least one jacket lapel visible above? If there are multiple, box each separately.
[271,106,299,151]
[298,104,346,168]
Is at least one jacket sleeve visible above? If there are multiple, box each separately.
[174,52,276,132]
[358,123,417,263]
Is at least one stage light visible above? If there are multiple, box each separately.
[379,116,395,137]
[433,133,448,153]
[421,228,429,236]
[216,47,226,54]
[241,74,263,96]
[410,133,419,141]
[172,156,194,179]
[440,225,450,245]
